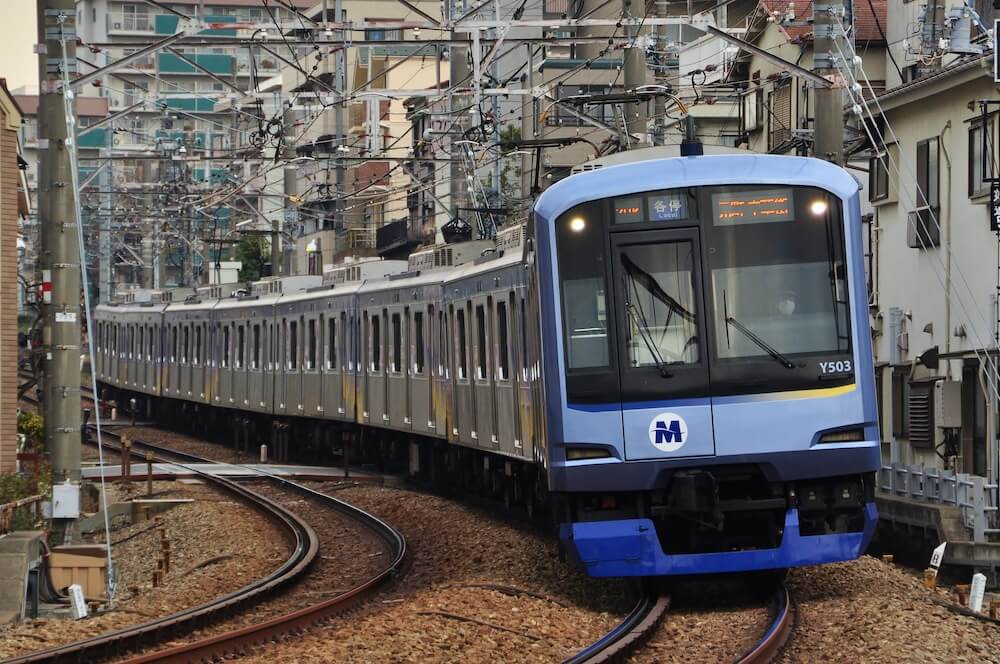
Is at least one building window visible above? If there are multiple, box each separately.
[365,25,402,41]
[870,154,890,202]
[767,81,792,151]
[548,85,621,127]
[909,137,941,248]
[969,115,996,198]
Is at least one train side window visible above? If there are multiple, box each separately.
[237,324,246,369]
[289,319,299,370]
[171,326,178,363]
[520,297,529,379]
[439,309,448,378]
[138,326,145,361]
[414,310,425,375]
[334,314,344,369]
[252,324,261,370]
[194,325,201,365]
[497,300,509,381]
[371,312,381,372]
[222,325,230,368]
[181,326,188,364]
[456,308,468,379]
[391,312,402,374]
[475,304,488,380]
[307,318,317,370]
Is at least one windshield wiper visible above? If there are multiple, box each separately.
[725,316,796,369]
[623,293,673,378]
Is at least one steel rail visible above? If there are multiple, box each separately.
[562,589,670,664]
[733,584,796,664]
[2,425,319,664]
[6,418,407,664]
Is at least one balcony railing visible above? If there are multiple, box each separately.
[108,12,154,33]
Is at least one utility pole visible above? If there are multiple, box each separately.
[812,0,845,164]
[623,0,648,148]
[280,106,295,276]
[448,0,472,228]
[37,0,81,543]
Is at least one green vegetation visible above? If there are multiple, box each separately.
[236,235,271,283]
[1,412,50,530]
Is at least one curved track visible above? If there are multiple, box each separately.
[562,590,671,664]
[733,584,796,664]
[7,399,407,664]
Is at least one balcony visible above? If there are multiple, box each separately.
[158,53,234,76]
[108,12,154,34]
[155,14,237,37]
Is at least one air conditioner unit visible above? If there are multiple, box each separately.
[113,22,121,29]
[110,99,120,108]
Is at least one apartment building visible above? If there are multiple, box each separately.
[72,0,313,289]
[272,0,445,270]
[13,90,109,298]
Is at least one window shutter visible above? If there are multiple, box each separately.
[908,381,936,448]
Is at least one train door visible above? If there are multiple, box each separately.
[170,324,181,396]
[609,228,714,461]
[454,301,476,444]
[493,292,518,456]
[178,323,189,398]
[247,317,261,410]
[262,318,274,412]
[338,308,353,420]
[365,308,388,425]
[303,312,322,416]
[387,305,410,430]
[435,304,453,440]
[321,305,342,419]
[409,304,432,435]
[192,322,205,402]
[472,296,498,449]
[219,320,233,405]
[235,319,248,407]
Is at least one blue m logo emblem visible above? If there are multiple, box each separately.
[653,420,684,445]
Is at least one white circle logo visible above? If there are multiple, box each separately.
[648,412,688,452]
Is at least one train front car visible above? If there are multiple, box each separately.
[534,154,879,577]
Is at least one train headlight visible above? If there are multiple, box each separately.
[565,446,611,460]
[568,217,587,233]
[818,428,865,443]
[809,200,829,216]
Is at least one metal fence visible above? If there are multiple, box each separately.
[879,463,1000,542]
[0,494,44,535]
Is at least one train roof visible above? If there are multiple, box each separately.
[535,153,862,222]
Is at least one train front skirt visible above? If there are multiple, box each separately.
[561,502,878,577]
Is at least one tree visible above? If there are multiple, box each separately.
[235,235,270,282]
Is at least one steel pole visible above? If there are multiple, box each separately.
[812,1,844,164]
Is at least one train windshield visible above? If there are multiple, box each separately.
[555,184,854,403]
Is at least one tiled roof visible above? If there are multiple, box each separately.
[759,0,888,43]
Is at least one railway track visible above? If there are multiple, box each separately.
[7,400,407,664]
[564,582,795,664]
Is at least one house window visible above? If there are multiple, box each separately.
[365,25,402,41]
[767,81,792,151]
[969,115,996,198]
[870,152,890,202]
[909,137,941,248]
[548,85,621,127]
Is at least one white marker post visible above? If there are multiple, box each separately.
[969,573,986,613]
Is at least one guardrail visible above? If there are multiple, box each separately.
[879,463,1000,542]
[0,494,44,535]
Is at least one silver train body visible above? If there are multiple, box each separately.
[93,226,549,471]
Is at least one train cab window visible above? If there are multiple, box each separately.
[391,312,402,374]
[252,324,261,370]
[306,319,317,370]
[496,301,510,381]
[475,304,488,380]
[557,203,611,372]
[327,317,337,369]
[222,325,231,368]
[289,320,299,370]
[414,311,425,375]
[370,313,381,372]
[456,308,468,380]
[237,325,245,369]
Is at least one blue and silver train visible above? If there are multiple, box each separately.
[95,148,879,578]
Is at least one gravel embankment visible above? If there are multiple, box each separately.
[237,484,630,663]
[0,480,290,659]
[779,556,1000,663]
